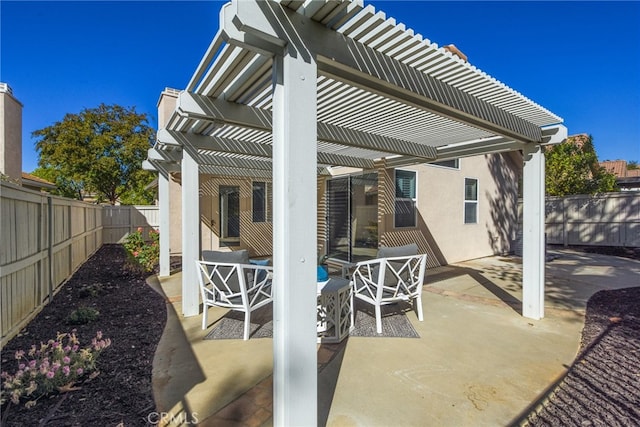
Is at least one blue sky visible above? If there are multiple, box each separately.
[2,1,639,173]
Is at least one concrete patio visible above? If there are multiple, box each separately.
[149,249,640,426]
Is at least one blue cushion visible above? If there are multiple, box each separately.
[317,266,329,282]
[249,258,271,283]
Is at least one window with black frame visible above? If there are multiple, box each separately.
[252,181,266,223]
[394,169,416,228]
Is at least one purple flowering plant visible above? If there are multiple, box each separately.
[0,331,111,408]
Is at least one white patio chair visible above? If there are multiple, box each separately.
[351,244,427,334]
[196,251,273,340]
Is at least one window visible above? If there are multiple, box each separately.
[252,181,266,222]
[220,186,240,241]
[394,169,416,228]
[429,159,460,169]
[464,178,478,224]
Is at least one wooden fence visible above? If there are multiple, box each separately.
[517,192,640,249]
[545,193,640,247]
[0,184,160,346]
[102,205,159,243]
[0,182,103,346]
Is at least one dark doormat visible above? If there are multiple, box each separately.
[204,301,420,340]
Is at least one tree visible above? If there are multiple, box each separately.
[32,104,156,204]
[627,160,639,170]
[545,134,618,196]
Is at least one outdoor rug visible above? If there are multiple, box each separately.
[204,301,420,340]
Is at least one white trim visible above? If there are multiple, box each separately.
[181,150,200,317]
[158,173,170,277]
[271,51,318,426]
[522,144,546,319]
[463,177,479,224]
[394,168,417,228]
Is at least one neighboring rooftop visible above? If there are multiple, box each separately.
[600,160,640,178]
[599,159,640,191]
[21,172,57,192]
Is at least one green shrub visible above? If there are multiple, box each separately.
[66,307,100,325]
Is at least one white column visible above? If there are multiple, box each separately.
[272,52,318,426]
[522,143,545,319]
[181,150,200,317]
[158,172,171,277]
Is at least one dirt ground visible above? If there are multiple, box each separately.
[1,244,638,426]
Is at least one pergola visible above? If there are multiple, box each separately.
[143,1,566,425]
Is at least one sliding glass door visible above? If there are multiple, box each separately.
[326,173,378,262]
[327,177,350,261]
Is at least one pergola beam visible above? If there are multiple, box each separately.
[317,122,436,159]
[158,128,376,169]
[158,129,270,157]
[159,129,374,170]
[220,0,542,144]
[199,164,273,179]
[430,124,566,162]
[436,137,526,160]
[177,92,436,160]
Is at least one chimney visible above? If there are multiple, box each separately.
[0,83,23,183]
[444,44,468,62]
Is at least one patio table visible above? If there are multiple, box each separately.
[317,277,353,343]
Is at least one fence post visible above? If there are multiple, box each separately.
[562,197,568,247]
[129,205,134,237]
[47,196,54,302]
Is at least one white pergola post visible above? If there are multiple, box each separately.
[158,172,171,277]
[522,143,546,319]
[181,150,200,317]
[272,51,318,426]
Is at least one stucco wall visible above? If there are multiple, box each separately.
[318,154,520,267]
[395,153,520,265]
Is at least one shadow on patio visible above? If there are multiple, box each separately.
[149,249,640,426]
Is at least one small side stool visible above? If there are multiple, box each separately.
[317,278,353,343]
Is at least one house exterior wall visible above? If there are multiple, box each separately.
[380,153,520,266]
[315,152,520,268]
[0,83,23,183]
[199,175,273,257]
[166,152,520,265]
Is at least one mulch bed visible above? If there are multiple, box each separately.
[0,244,167,426]
[521,246,640,426]
[522,286,640,426]
[550,244,640,261]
